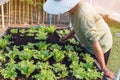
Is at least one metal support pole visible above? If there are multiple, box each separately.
[57,14,60,24]
[49,14,53,25]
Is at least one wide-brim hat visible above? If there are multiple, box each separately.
[43,0,81,14]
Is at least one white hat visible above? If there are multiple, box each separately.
[43,0,81,14]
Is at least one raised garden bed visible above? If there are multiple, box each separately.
[0,26,103,80]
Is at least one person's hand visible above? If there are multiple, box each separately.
[102,68,114,80]
[60,35,68,41]
[60,29,75,41]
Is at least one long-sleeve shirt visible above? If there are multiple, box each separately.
[70,0,113,54]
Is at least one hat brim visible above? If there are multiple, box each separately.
[43,0,81,14]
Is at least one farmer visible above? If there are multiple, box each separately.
[43,0,114,79]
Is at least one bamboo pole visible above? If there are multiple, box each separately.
[31,4,33,24]
[45,12,47,24]
[37,0,39,24]
[36,0,38,24]
[10,0,13,24]
[1,5,5,29]
[42,0,45,24]
[22,1,25,23]
[15,0,16,24]
[19,0,21,23]
[8,0,10,27]
[27,3,29,24]
[39,0,41,23]
[35,0,37,24]
[39,0,41,24]
[39,9,42,23]
[6,2,8,25]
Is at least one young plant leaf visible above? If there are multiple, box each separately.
[52,63,68,79]
[53,49,65,62]
[16,60,36,78]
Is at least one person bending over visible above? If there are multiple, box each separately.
[43,0,114,79]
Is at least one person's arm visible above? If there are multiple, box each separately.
[92,41,114,80]
[61,29,75,41]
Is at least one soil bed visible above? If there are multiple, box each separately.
[0,27,102,80]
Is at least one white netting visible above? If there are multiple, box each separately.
[0,0,9,5]
[85,0,120,22]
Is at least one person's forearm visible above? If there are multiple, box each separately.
[92,41,114,79]
[61,29,75,41]
[92,41,106,70]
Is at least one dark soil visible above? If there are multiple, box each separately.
[46,31,60,44]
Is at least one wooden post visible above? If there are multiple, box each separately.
[36,0,38,24]
[19,0,21,24]
[27,3,29,24]
[2,4,5,29]
[8,0,10,27]
[45,13,47,24]
[23,1,25,23]
[10,0,13,24]
[38,5,41,24]
[14,0,17,24]
[39,0,41,24]
[38,0,40,23]
[6,2,8,25]
[42,0,45,24]
[31,5,33,24]
[35,0,37,24]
